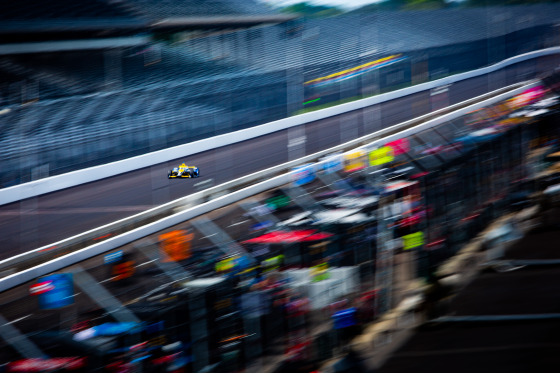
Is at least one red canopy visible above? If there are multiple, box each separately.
[242,230,333,244]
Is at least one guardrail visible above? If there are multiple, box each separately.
[0,81,537,292]
[2,47,559,206]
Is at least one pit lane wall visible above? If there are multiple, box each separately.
[0,81,537,292]
[2,47,560,206]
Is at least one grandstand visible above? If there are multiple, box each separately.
[2,1,560,187]
[184,5,560,86]
[124,0,274,18]
[1,47,255,99]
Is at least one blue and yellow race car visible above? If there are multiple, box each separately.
[168,163,200,179]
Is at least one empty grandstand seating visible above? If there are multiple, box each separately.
[123,0,274,18]
[0,44,267,101]
[0,68,288,186]
[3,5,556,102]
[185,5,560,73]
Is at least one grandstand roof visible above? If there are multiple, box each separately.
[0,0,145,37]
[0,0,135,22]
[0,0,295,42]
[126,0,282,18]
[126,0,296,30]
[149,15,297,30]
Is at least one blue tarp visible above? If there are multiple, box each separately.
[94,322,141,336]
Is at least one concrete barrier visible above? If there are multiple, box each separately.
[0,173,290,291]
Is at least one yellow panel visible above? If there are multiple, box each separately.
[369,146,394,166]
[402,231,424,250]
[344,150,366,172]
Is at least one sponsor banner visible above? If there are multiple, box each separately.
[507,85,547,110]
[310,262,330,282]
[215,255,251,274]
[104,250,123,264]
[29,281,54,295]
[402,231,424,250]
[159,230,193,262]
[36,273,74,309]
[261,255,285,272]
[369,146,394,166]
[292,164,316,186]
[385,138,410,156]
[320,153,343,174]
[305,54,407,88]
[266,194,290,210]
[8,358,86,372]
[344,150,367,172]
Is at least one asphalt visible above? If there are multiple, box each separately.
[376,218,560,372]
[382,319,560,372]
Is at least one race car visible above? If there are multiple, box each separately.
[168,163,200,179]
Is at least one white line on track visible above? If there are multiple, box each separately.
[199,233,217,240]
[3,314,32,326]
[227,220,249,227]
[136,259,156,267]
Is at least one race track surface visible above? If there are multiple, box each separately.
[0,58,556,260]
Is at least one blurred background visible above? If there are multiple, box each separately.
[2,0,560,372]
[2,0,560,186]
